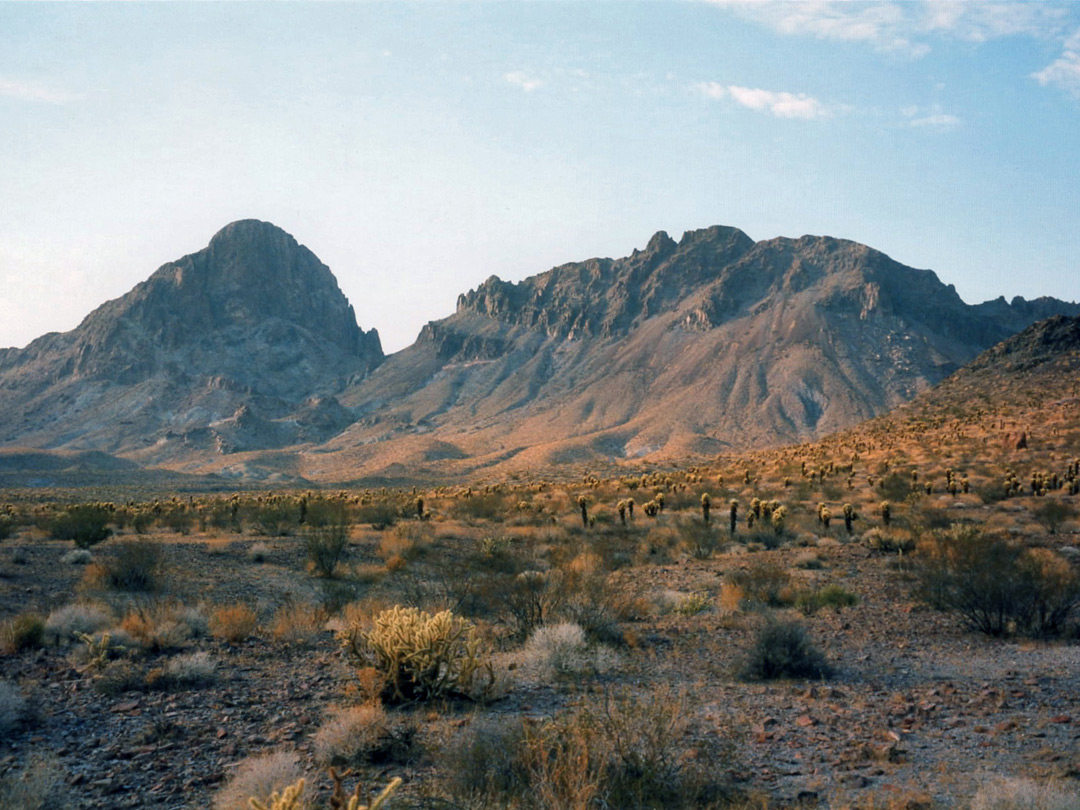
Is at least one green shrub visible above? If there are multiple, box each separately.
[251,501,300,536]
[49,504,112,548]
[1,611,45,653]
[341,606,493,704]
[796,584,859,615]
[741,620,831,680]
[100,539,164,592]
[304,521,349,578]
[355,502,397,530]
[679,520,721,559]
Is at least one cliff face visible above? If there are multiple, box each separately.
[0,220,382,459]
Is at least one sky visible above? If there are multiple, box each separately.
[1,1,1078,354]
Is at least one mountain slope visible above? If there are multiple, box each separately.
[0,220,382,463]
[314,228,1077,480]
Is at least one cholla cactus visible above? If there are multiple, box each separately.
[617,500,627,526]
[771,505,787,535]
[842,503,856,534]
[701,493,711,524]
[250,776,402,810]
[341,606,492,704]
[880,501,891,527]
[729,500,738,536]
[577,495,589,528]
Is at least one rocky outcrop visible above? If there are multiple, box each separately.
[0,220,382,458]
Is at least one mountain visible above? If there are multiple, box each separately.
[1,221,1076,483]
[318,228,1078,481]
[0,220,382,467]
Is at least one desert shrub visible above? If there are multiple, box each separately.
[312,704,417,767]
[796,584,859,615]
[97,539,165,592]
[304,523,348,578]
[119,601,204,651]
[48,504,112,548]
[341,605,493,704]
[1033,499,1077,535]
[1,611,45,653]
[674,592,711,616]
[93,659,145,697]
[251,501,300,537]
[456,687,731,810]
[209,604,258,643]
[0,680,26,735]
[44,602,113,644]
[60,548,92,565]
[355,502,397,530]
[162,506,194,535]
[514,622,617,681]
[0,752,65,810]
[741,620,831,681]
[453,492,507,522]
[487,569,566,639]
[726,560,793,607]
[438,716,531,802]
[560,571,627,646]
[161,651,217,687]
[679,520,721,559]
[879,473,913,503]
[247,542,272,562]
[271,602,326,647]
[918,524,1080,637]
[213,751,306,810]
[971,777,1080,810]
[863,527,916,554]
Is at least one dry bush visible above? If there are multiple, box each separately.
[441,686,731,810]
[796,584,859,615]
[203,537,232,556]
[213,751,306,810]
[0,680,26,735]
[377,522,432,562]
[44,602,113,645]
[918,524,1080,637]
[1,611,45,654]
[161,651,217,687]
[209,604,258,643]
[271,602,326,647]
[512,622,617,682]
[971,777,1080,810]
[485,569,566,639]
[0,752,65,810]
[718,583,745,614]
[679,520,722,559]
[119,601,206,651]
[60,548,92,565]
[312,704,416,767]
[864,527,916,554]
[93,659,144,697]
[726,560,794,607]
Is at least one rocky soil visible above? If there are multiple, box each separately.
[2,523,1078,809]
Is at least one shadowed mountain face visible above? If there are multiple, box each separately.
[0,220,382,465]
[0,221,1076,483]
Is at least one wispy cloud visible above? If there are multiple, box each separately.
[1032,29,1080,98]
[901,103,961,129]
[504,71,543,92]
[708,1,1069,58]
[0,77,82,104]
[696,82,832,119]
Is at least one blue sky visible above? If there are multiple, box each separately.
[1,1,1078,353]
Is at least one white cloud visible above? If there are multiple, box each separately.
[908,112,961,128]
[0,77,82,104]
[1032,28,1080,98]
[697,82,831,119]
[504,71,543,92]
[707,0,1069,58]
